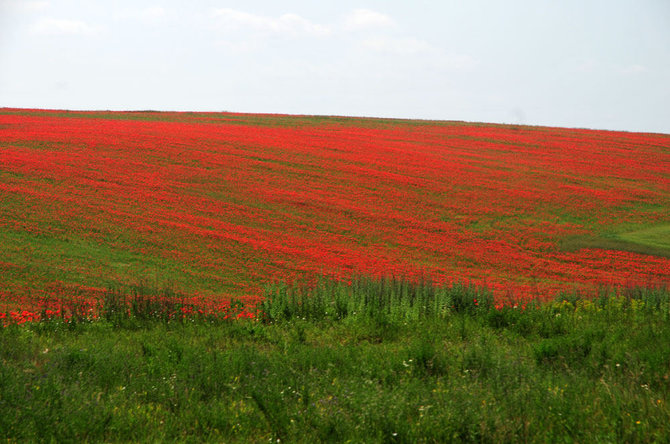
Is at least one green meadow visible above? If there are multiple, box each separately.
[2,278,669,442]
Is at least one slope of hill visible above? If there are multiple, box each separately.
[1,108,669,310]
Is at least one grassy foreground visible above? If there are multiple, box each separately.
[1,278,670,442]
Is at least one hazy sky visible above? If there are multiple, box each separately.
[1,0,669,133]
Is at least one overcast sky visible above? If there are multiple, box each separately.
[1,0,669,133]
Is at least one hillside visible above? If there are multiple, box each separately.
[1,108,669,310]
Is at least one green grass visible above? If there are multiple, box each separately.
[559,223,670,258]
[618,225,670,251]
[0,228,195,295]
[2,277,670,442]
[560,234,670,258]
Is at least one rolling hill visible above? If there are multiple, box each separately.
[1,108,669,311]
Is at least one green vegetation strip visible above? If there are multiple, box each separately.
[560,224,670,258]
[2,278,670,442]
[618,225,670,251]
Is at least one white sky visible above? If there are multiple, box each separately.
[1,0,669,133]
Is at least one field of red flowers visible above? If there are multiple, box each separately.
[1,108,669,317]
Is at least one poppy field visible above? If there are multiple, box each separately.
[2,108,670,441]
[1,108,669,318]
